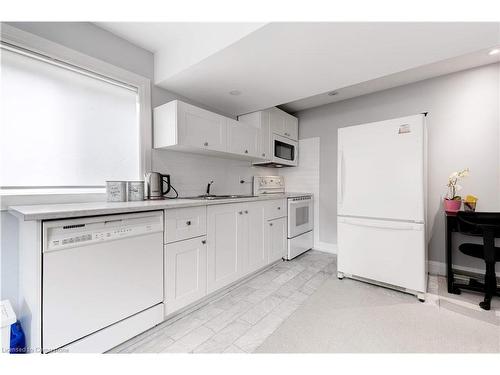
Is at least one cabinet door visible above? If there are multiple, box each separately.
[267,217,287,263]
[207,203,245,293]
[270,108,298,140]
[270,108,287,137]
[246,202,266,274]
[227,118,260,157]
[165,236,207,315]
[178,101,227,152]
[238,111,270,160]
[284,115,298,140]
[259,111,271,159]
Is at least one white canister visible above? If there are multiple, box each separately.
[106,181,127,202]
[127,181,144,201]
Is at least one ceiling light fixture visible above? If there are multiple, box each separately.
[328,91,338,96]
[229,90,241,96]
[488,48,500,56]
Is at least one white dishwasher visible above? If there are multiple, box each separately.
[42,211,164,352]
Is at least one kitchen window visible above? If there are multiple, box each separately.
[0,29,151,196]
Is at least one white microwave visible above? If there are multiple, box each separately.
[254,133,298,167]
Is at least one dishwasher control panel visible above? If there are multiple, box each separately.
[44,211,163,252]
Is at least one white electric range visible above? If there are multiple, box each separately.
[253,176,314,260]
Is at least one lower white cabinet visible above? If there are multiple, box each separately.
[207,203,243,293]
[169,199,287,306]
[267,217,287,263]
[206,201,268,293]
[164,236,207,315]
[246,203,267,274]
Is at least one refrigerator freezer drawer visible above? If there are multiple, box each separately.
[337,217,426,292]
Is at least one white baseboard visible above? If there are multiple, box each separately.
[314,241,337,254]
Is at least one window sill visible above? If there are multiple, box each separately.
[0,188,106,196]
[0,188,106,211]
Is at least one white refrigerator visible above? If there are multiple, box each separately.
[337,114,427,300]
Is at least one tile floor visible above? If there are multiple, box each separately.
[109,250,336,353]
[109,250,500,353]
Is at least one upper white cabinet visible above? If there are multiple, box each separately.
[239,107,298,142]
[178,101,227,152]
[272,108,298,140]
[237,110,270,159]
[154,100,227,153]
[154,100,265,161]
[227,118,261,158]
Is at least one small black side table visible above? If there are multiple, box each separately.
[445,212,493,295]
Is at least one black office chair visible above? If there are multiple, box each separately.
[456,212,500,310]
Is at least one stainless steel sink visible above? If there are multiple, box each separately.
[182,194,255,200]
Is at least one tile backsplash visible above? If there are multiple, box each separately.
[151,149,275,197]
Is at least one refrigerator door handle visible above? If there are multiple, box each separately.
[338,217,423,231]
[338,150,345,206]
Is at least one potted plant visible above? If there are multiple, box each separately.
[444,168,469,213]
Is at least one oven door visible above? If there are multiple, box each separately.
[288,196,314,238]
[272,134,298,166]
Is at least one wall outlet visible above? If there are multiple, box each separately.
[239,177,251,184]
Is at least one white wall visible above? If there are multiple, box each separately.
[280,138,330,252]
[297,63,500,271]
[7,22,154,79]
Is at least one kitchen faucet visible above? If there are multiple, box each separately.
[206,180,214,195]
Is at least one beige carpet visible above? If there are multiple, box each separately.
[256,277,500,353]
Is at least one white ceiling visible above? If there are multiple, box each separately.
[96,22,265,80]
[97,22,500,116]
[281,48,500,113]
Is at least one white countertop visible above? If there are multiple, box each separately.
[9,192,312,221]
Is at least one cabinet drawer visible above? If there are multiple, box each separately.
[165,206,207,244]
[264,199,286,220]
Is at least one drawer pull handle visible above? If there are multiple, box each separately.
[277,207,281,210]
[270,223,273,226]
[186,220,192,226]
[244,150,248,154]
[201,239,206,244]
[204,142,209,146]
[239,211,243,215]
[262,153,266,157]
[244,210,248,214]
